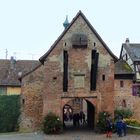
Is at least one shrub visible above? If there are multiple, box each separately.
[124,118,140,127]
[114,108,133,119]
[96,111,111,133]
[43,112,63,134]
[0,95,20,132]
[124,118,140,134]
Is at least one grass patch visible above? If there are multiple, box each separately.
[127,127,140,135]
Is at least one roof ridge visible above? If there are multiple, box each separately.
[39,11,118,63]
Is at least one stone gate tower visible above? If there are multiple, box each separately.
[20,11,117,131]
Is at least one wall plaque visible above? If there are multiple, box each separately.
[74,75,85,88]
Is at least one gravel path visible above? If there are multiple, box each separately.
[0,131,140,140]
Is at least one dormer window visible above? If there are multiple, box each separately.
[71,33,87,48]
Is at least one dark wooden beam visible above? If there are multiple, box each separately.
[61,96,97,99]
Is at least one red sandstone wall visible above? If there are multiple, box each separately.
[97,60,115,115]
[20,65,44,132]
[43,15,115,122]
[20,15,116,132]
[114,79,140,121]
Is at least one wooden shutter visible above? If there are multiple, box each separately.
[63,50,68,92]
[90,50,99,90]
[72,34,87,48]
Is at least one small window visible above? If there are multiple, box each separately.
[94,42,96,46]
[122,99,126,107]
[132,85,140,96]
[102,75,105,81]
[120,81,124,88]
[72,33,87,48]
[53,77,57,80]
[22,99,25,105]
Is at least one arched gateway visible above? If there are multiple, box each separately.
[62,97,96,130]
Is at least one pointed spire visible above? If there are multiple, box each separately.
[63,15,69,29]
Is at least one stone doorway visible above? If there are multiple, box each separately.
[62,98,95,130]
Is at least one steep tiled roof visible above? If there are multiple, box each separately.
[39,10,117,63]
[122,43,140,61]
[0,59,40,86]
[115,60,134,75]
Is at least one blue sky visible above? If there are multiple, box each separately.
[0,0,140,60]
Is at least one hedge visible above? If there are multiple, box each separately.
[0,95,20,132]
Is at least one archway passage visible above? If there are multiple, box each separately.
[63,104,73,124]
[87,100,95,129]
[63,98,95,131]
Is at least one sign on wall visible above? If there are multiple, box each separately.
[74,75,85,88]
[132,85,140,96]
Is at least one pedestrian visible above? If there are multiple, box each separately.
[82,112,86,125]
[116,117,123,137]
[122,119,127,136]
[79,111,83,124]
[73,113,76,127]
[105,115,113,138]
[76,113,80,127]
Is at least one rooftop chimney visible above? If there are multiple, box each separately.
[10,56,16,69]
[63,15,69,29]
[125,38,130,44]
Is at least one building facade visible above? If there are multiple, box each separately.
[115,39,140,121]
[0,57,39,95]
[20,11,140,132]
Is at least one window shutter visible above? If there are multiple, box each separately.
[63,50,68,92]
[90,50,99,90]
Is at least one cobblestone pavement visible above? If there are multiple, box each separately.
[0,132,44,140]
[45,131,140,140]
[0,131,140,140]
